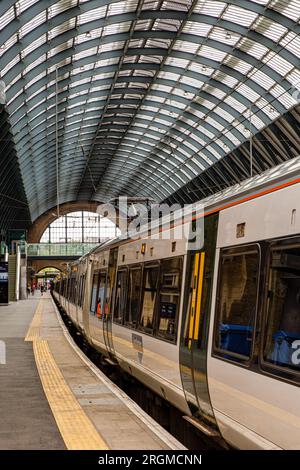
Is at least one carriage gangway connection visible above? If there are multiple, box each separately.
[0,291,185,451]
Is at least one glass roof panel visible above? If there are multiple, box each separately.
[193,1,227,16]
[1,0,300,218]
[281,32,300,59]
[19,10,46,38]
[17,0,38,15]
[222,4,258,27]
[252,16,287,42]
[78,6,108,25]
[0,6,15,31]
[50,0,78,17]
[269,0,300,21]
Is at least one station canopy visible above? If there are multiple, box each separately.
[1,0,300,222]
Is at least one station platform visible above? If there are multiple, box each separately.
[0,292,185,451]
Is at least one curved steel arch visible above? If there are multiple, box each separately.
[16,112,223,173]
[6,43,291,119]
[1,0,300,218]
[1,5,299,81]
[13,88,247,158]
[9,49,279,138]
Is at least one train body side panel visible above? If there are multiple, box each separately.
[112,323,189,414]
[207,183,300,449]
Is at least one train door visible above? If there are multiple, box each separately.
[179,213,219,433]
[102,248,118,358]
[74,267,80,325]
[89,269,107,348]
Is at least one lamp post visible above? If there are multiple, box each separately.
[249,105,253,178]
[55,67,60,219]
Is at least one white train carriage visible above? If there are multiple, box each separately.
[208,181,300,450]
[53,156,300,449]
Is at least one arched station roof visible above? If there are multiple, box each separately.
[1,0,300,222]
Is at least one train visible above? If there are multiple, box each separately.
[53,156,300,450]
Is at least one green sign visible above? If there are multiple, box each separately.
[0,241,6,256]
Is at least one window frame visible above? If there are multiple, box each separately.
[79,274,86,307]
[212,243,261,366]
[124,264,143,329]
[90,269,100,314]
[112,267,129,325]
[111,257,183,344]
[63,278,68,299]
[70,276,76,304]
[97,269,108,320]
[155,256,184,344]
[137,262,161,336]
[260,237,300,385]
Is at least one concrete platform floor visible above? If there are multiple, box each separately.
[0,293,65,449]
[0,293,185,451]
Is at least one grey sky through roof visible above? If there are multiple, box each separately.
[1,0,300,221]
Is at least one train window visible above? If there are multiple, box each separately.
[114,270,128,324]
[66,279,69,300]
[77,276,82,306]
[79,275,86,307]
[139,264,160,334]
[125,267,142,328]
[157,257,182,342]
[90,271,99,314]
[73,277,77,304]
[64,279,68,298]
[97,271,107,320]
[69,278,72,301]
[106,248,118,318]
[263,245,300,375]
[214,245,259,361]
[68,278,72,301]
[74,276,78,304]
[70,277,75,303]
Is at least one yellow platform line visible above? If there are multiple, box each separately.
[26,300,109,449]
[25,300,42,342]
[33,339,109,450]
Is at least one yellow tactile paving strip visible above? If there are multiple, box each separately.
[33,339,109,450]
[25,300,42,342]
[25,300,109,450]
